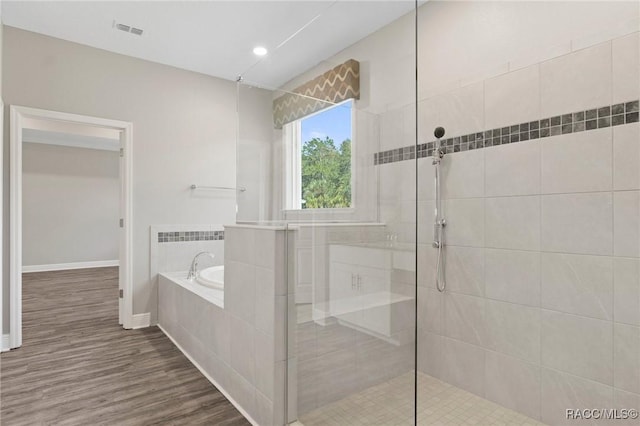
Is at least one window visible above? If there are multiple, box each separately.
[284,100,353,210]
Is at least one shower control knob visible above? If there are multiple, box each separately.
[434,127,445,139]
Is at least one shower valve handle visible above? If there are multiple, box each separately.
[434,126,445,139]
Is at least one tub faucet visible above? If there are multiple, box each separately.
[187,252,216,280]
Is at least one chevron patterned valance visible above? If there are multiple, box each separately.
[273,59,360,129]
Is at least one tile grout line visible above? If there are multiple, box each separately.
[537,67,544,418]
[610,41,617,397]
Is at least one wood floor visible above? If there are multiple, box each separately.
[0,267,250,426]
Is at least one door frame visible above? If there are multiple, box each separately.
[7,105,134,349]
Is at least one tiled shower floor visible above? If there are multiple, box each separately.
[299,371,546,426]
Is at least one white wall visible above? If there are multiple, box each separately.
[0,18,4,337]
[22,143,119,267]
[2,26,257,326]
[149,224,225,279]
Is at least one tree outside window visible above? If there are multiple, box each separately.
[299,101,352,209]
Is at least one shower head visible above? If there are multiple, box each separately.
[433,126,446,162]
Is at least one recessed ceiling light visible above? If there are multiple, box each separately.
[253,46,268,56]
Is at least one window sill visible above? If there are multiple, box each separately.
[283,207,357,222]
[284,208,355,213]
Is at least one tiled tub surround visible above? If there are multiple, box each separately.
[375,33,640,425]
[149,225,226,325]
[157,230,224,243]
[161,271,224,308]
[158,225,287,425]
[150,225,225,281]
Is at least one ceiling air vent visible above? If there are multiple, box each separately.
[113,21,143,36]
[115,23,130,32]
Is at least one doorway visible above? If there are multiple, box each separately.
[6,106,133,349]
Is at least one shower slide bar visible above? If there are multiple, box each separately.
[190,184,247,192]
[432,126,447,292]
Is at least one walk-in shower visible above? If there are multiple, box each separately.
[234,1,640,425]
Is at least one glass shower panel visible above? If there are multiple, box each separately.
[282,103,416,426]
[236,83,276,223]
[237,86,418,425]
[236,1,419,424]
[416,1,640,425]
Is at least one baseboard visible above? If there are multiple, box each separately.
[1,334,10,352]
[131,313,151,329]
[312,308,336,327]
[22,260,119,273]
[157,324,258,426]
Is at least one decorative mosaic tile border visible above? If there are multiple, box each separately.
[374,100,639,165]
[158,230,224,243]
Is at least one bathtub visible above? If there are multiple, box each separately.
[196,265,224,290]
[160,269,224,308]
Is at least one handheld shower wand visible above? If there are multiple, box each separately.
[432,127,446,292]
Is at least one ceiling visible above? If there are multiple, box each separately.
[1,1,416,88]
